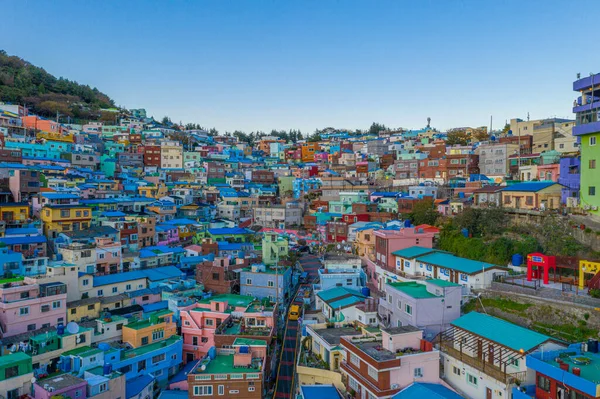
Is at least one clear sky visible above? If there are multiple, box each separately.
[2,0,598,133]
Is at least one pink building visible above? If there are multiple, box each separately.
[157,224,179,246]
[95,237,122,275]
[340,326,443,399]
[0,278,67,337]
[366,228,435,287]
[179,294,275,364]
[537,163,560,182]
[34,374,87,399]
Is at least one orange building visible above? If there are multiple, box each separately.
[301,142,320,162]
[22,116,66,133]
[122,309,177,348]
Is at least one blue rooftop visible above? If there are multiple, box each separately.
[300,385,343,399]
[502,182,559,192]
[392,383,464,399]
[0,235,47,245]
[126,374,154,399]
[208,227,253,235]
[142,300,169,313]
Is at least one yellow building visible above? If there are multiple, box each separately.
[79,274,147,299]
[160,141,183,169]
[41,204,92,239]
[67,297,102,322]
[138,184,168,199]
[0,202,30,224]
[36,131,75,143]
[354,227,377,261]
[122,309,177,348]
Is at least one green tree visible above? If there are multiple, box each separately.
[446,128,470,145]
[368,122,387,135]
[408,199,439,226]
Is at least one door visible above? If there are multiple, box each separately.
[515,197,521,209]
[486,388,492,399]
[186,353,194,363]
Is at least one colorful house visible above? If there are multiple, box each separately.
[122,309,177,348]
[41,204,92,239]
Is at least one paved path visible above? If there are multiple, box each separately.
[274,254,321,398]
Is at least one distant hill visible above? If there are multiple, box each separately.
[0,50,115,121]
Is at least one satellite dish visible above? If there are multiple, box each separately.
[31,377,36,384]
[337,244,341,250]
[9,344,17,352]
[66,322,80,334]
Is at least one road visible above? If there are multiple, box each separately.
[273,254,322,399]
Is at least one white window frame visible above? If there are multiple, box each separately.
[193,385,213,396]
[368,365,378,380]
[414,367,423,378]
[218,385,224,395]
[350,352,360,367]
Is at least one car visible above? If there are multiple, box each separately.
[288,304,300,321]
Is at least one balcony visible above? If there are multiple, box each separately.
[573,120,600,136]
[440,341,526,385]
[512,385,536,399]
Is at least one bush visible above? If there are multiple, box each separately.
[590,289,600,299]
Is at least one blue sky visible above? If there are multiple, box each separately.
[1,0,597,133]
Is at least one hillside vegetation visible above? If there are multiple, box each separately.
[0,50,114,121]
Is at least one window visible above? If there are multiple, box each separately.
[388,294,392,304]
[348,376,359,391]
[590,159,597,169]
[4,364,18,379]
[368,365,378,380]
[537,374,550,392]
[205,319,214,327]
[268,280,274,287]
[201,337,208,343]
[142,337,149,345]
[138,360,146,371]
[466,373,478,387]
[117,323,123,330]
[27,323,36,331]
[193,336,199,345]
[75,390,82,397]
[42,305,50,313]
[99,383,107,393]
[88,304,95,310]
[112,287,118,293]
[193,386,213,396]
[97,290,103,296]
[414,367,423,378]
[82,279,89,286]
[212,273,219,280]
[590,186,596,196]
[19,307,29,316]
[52,301,61,309]
[525,196,533,206]
[591,136,597,146]
[405,304,412,315]
[99,253,105,259]
[350,353,360,367]
[246,278,252,285]
[218,385,224,395]
[152,353,165,364]
[126,284,131,290]
[152,330,164,340]
[397,299,402,310]
[452,366,460,376]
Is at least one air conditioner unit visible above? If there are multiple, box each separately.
[593,206,599,211]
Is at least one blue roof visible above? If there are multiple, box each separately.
[126,374,154,399]
[101,211,126,217]
[502,182,559,192]
[392,383,464,399]
[0,235,47,245]
[218,242,245,250]
[157,391,188,399]
[208,227,253,235]
[41,193,80,200]
[93,266,183,287]
[4,227,39,235]
[452,312,552,352]
[168,360,199,384]
[142,300,169,313]
[300,385,343,399]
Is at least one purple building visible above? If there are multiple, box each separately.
[558,156,580,205]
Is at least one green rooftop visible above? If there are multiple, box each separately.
[233,338,267,346]
[62,345,102,357]
[197,294,256,309]
[427,279,461,288]
[452,312,551,352]
[125,309,173,330]
[391,246,440,259]
[0,276,25,285]
[388,281,437,298]
[194,354,262,375]
[0,351,31,367]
